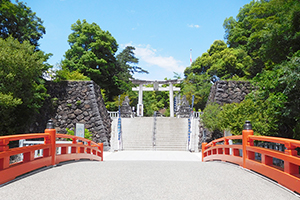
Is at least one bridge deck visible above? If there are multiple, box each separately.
[0,151,299,200]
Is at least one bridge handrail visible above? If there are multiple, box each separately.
[248,135,300,147]
[0,128,103,185]
[205,135,242,147]
[1,133,50,142]
[202,121,300,194]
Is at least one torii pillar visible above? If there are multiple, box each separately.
[131,79,182,117]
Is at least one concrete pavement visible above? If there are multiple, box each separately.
[104,151,202,161]
[0,151,299,200]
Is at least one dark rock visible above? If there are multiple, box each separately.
[29,81,112,150]
[74,109,83,115]
[121,96,132,118]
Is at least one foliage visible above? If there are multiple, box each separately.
[143,89,170,116]
[105,92,138,111]
[115,46,148,93]
[0,36,50,135]
[193,0,300,139]
[54,65,90,82]
[205,52,300,139]
[62,19,120,100]
[116,46,148,75]
[185,40,253,81]
[223,0,300,76]
[249,52,300,139]
[66,128,93,141]
[219,99,281,136]
[0,0,46,48]
[201,103,222,132]
[181,73,211,110]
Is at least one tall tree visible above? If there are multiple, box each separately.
[0,0,45,48]
[117,46,148,75]
[62,19,120,100]
[185,40,253,81]
[223,0,300,76]
[0,36,50,135]
[116,46,148,92]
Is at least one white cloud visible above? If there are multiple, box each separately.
[132,44,185,73]
[188,24,200,28]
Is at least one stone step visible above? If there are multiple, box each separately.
[111,117,192,151]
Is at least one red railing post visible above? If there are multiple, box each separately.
[284,142,298,175]
[71,137,77,153]
[242,120,254,168]
[98,143,103,161]
[0,139,9,170]
[44,119,56,166]
[224,138,230,155]
[201,142,207,162]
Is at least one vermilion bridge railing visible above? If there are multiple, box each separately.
[0,120,103,185]
[202,121,300,194]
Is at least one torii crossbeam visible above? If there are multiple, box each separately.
[131,79,182,117]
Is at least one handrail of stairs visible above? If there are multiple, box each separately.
[153,111,157,150]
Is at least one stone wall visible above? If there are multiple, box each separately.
[30,81,111,150]
[199,80,253,150]
[207,80,252,105]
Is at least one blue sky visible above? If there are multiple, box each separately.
[23,0,251,81]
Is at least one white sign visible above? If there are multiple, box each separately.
[75,123,85,138]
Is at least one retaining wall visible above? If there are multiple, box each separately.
[30,81,111,150]
[207,80,252,105]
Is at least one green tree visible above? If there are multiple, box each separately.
[207,47,253,80]
[0,36,50,135]
[116,46,148,93]
[0,0,46,48]
[223,0,300,76]
[62,19,120,100]
[143,90,170,116]
[181,73,211,110]
[194,0,300,140]
[117,46,148,75]
[212,52,300,139]
[201,103,222,132]
[250,52,300,139]
[218,98,282,136]
[185,40,253,81]
[53,63,91,82]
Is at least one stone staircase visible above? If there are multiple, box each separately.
[155,118,188,151]
[111,117,189,151]
[121,117,154,151]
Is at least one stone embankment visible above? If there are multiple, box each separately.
[207,80,252,105]
[199,80,253,148]
[30,81,111,150]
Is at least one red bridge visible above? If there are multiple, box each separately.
[0,120,299,199]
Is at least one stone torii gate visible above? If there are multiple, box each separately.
[131,79,182,117]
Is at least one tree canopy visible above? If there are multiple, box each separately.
[223,0,300,76]
[0,36,50,135]
[185,40,253,81]
[116,46,148,93]
[62,19,120,100]
[0,0,45,48]
[199,0,300,139]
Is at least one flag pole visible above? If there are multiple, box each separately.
[190,49,192,65]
